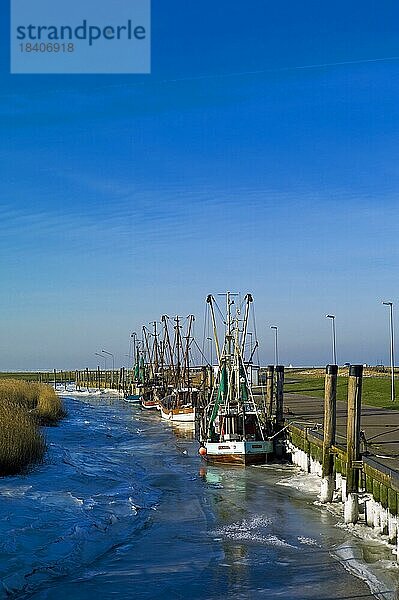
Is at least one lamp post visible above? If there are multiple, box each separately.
[102,349,115,370]
[102,350,115,387]
[382,301,395,402]
[270,326,279,366]
[326,315,337,365]
[95,352,106,370]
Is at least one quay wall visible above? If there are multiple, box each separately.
[286,423,399,551]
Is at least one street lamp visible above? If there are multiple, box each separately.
[102,349,115,371]
[102,349,115,387]
[95,352,106,370]
[382,301,395,402]
[326,315,337,365]
[270,326,279,366]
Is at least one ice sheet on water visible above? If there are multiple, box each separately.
[332,543,397,600]
[0,394,162,598]
[209,515,297,548]
[297,536,321,547]
[58,386,122,397]
[276,470,321,495]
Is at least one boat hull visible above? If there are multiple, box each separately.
[124,394,141,403]
[159,404,195,422]
[141,400,159,410]
[202,440,273,465]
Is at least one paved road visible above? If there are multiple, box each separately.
[283,392,399,475]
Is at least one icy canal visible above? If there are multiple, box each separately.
[0,392,398,599]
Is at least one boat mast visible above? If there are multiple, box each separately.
[181,315,193,389]
[162,315,175,386]
[142,326,153,380]
[240,293,253,357]
[234,311,246,437]
[158,329,165,385]
[206,295,221,364]
[174,316,182,388]
[225,291,236,407]
[130,332,137,383]
[151,321,159,376]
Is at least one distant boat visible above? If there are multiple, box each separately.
[124,394,141,403]
[157,315,197,423]
[125,345,146,404]
[198,292,273,465]
[158,388,198,422]
[141,389,159,410]
[141,398,159,410]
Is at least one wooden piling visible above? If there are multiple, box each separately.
[120,367,125,393]
[345,364,363,524]
[266,365,275,417]
[275,365,284,430]
[321,364,337,503]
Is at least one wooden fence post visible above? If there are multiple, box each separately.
[345,364,363,524]
[266,365,275,417]
[321,364,337,502]
[275,365,284,430]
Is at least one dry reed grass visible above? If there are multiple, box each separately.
[35,385,67,423]
[0,379,66,475]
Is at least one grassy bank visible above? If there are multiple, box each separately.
[0,372,75,383]
[0,380,66,475]
[285,369,397,409]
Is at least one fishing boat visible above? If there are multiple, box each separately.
[140,322,164,410]
[158,387,198,422]
[141,394,159,410]
[198,292,273,464]
[124,339,146,404]
[157,315,199,423]
[124,393,142,403]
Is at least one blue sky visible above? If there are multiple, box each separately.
[1,1,399,369]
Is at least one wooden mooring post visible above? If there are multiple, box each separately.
[344,364,363,524]
[266,365,275,417]
[275,366,284,430]
[321,365,337,503]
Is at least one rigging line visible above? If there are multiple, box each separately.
[251,302,261,368]
[192,338,211,367]
[201,302,208,358]
[213,297,226,324]
[238,293,245,313]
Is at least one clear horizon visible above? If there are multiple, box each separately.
[1,1,399,370]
